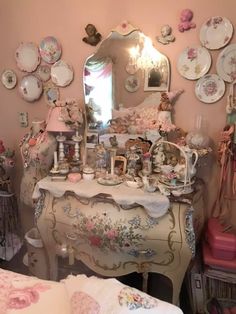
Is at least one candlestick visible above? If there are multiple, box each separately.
[54,151,58,168]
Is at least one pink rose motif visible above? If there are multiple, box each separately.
[7,283,50,310]
[106,229,118,239]
[187,48,197,61]
[89,235,102,247]
[86,221,95,231]
[8,289,39,309]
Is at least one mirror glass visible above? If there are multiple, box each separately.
[83,22,170,131]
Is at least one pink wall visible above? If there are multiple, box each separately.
[1,0,235,228]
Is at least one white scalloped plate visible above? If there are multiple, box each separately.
[1,69,17,89]
[19,74,43,102]
[51,60,74,87]
[177,46,211,80]
[15,42,40,72]
[200,16,233,50]
[216,44,236,83]
[195,74,225,103]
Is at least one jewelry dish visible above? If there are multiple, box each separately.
[216,44,236,83]
[200,16,233,50]
[15,42,40,72]
[19,74,43,102]
[195,74,225,103]
[51,60,74,87]
[1,69,17,89]
[39,36,62,64]
[177,46,211,80]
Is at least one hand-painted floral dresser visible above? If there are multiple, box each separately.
[33,177,204,304]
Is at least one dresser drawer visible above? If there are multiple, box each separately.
[44,193,183,243]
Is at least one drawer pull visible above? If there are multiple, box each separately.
[65,232,77,241]
[128,248,156,258]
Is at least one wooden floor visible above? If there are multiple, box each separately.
[0,244,192,313]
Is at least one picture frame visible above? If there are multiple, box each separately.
[114,156,127,175]
[144,58,170,92]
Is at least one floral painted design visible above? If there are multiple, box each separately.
[206,17,223,29]
[187,48,197,61]
[71,291,100,314]
[203,80,217,96]
[8,283,50,310]
[73,212,145,252]
[118,286,158,310]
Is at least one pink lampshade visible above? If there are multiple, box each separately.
[46,107,72,132]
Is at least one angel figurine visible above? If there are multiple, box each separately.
[156,25,175,45]
[82,24,102,46]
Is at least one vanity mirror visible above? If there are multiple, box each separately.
[83,22,170,131]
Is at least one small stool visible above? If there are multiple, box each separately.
[0,191,22,260]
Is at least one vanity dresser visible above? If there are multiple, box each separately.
[33,177,204,304]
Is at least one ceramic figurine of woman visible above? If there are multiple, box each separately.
[126,146,141,178]
[95,142,107,171]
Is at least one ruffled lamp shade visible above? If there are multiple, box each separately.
[46,107,72,132]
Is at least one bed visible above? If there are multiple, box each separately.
[0,268,183,314]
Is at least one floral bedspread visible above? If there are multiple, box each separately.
[0,268,183,314]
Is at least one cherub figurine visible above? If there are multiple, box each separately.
[83,24,102,46]
[178,9,196,32]
[156,25,175,45]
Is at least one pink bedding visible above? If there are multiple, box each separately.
[0,268,183,314]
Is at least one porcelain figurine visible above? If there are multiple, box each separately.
[83,24,102,46]
[156,25,175,45]
[178,9,196,32]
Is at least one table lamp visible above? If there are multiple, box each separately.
[46,107,72,163]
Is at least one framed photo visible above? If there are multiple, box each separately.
[86,132,99,148]
[144,58,170,92]
[114,156,127,175]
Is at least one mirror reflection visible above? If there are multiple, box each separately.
[83,23,170,131]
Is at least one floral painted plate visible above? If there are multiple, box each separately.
[39,36,62,64]
[1,69,17,89]
[125,75,139,92]
[51,60,74,87]
[200,17,233,50]
[19,74,43,102]
[15,42,40,72]
[177,46,211,80]
[195,74,225,103]
[216,44,236,83]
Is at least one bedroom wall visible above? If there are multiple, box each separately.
[0,0,235,231]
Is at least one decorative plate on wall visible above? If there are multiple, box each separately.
[19,74,43,102]
[200,16,233,50]
[124,75,139,92]
[36,64,51,82]
[177,46,211,80]
[15,42,40,72]
[39,36,62,64]
[216,44,236,83]
[195,74,225,103]
[51,60,74,87]
[44,84,60,106]
[1,69,17,89]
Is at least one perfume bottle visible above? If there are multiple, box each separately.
[142,152,152,176]
[186,115,210,149]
